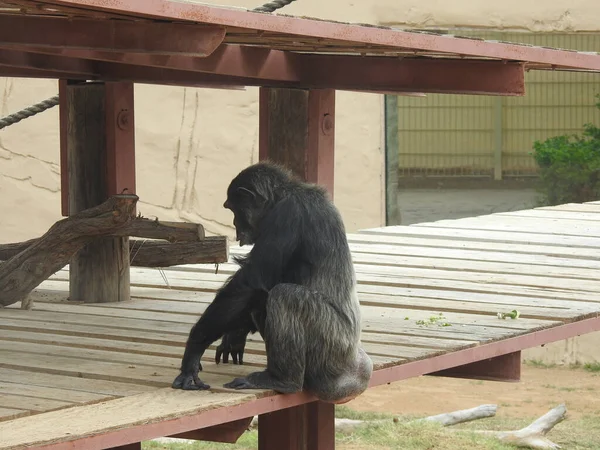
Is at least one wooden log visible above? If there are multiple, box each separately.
[129,237,228,267]
[474,404,566,449]
[0,236,228,268]
[116,220,205,242]
[0,219,207,262]
[0,195,138,308]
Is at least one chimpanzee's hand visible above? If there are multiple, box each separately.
[215,329,249,365]
[172,360,210,390]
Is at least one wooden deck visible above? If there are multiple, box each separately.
[1,201,600,449]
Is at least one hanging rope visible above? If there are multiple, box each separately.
[253,0,297,13]
[0,95,59,130]
[0,0,299,130]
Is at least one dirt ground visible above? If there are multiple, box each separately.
[397,188,539,225]
[347,365,600,420]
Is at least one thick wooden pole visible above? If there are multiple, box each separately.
[259,88,335,197]
[59,80,136,303]
[384,95,401,225]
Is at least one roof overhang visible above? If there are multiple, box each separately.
[0,0,598,95]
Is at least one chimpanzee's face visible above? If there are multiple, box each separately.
[223,189,259,246]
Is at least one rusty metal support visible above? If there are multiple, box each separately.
[428,351,521,382]
[259,88,335,197]
[168,417,252,443]
[39,0,600,71]
[258,402,335,450]
[0,15,225,56]
[108,444,141,450]
[1,45,525,95]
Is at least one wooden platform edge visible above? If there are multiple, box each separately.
[371,315,600,386]
[2,316,599,450]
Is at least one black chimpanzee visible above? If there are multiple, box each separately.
[172,161,373,404]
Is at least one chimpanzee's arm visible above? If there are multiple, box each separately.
[174,198,302,389]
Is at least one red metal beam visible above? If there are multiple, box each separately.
[3,45,525,95]
[428,351,521,382]
[27,315,600,450]
[40,0,600,71]
[104,82,136,198]
[168,417,252,443]
[30,44,302,82]
[370,316,600,387]
[0,15,225,56]
[302,56,525,96]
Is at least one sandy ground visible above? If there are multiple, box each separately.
[347,365,600,419]
[397,188,539,225]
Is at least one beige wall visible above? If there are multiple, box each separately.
[1,0,599,364]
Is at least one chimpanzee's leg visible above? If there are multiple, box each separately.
[223,283,310,393]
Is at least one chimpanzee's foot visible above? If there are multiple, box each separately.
[223,370,301,394]
[172,372,210,390]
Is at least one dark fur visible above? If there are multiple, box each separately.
[172,161,373,402]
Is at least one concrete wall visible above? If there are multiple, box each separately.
[1,0,599,364]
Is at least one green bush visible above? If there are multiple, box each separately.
[531,94,600,205]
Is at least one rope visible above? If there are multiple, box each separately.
[253,0,297,13]
[0,95,59,130]
[0,0,299,130]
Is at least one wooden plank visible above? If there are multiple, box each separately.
[59,290,595,320]
[115,266,600,302]
[347,233,600,259]
[0,382,113,404]
[360,225,600,248]
[414,216,600,238]
[0,326,441,366]
[0,408,28,422]
[0,348,243,391]
[0,328,269,368]
[47,262,595,304]
[171,249,600,281]
[0,305,522,343]
[0,368,156,397]
[538,203,600,213]
[0,389,257,450]
[500,209,600,221]
[343,242,600,269]
[43,295,561,331]
[0,393,73,412]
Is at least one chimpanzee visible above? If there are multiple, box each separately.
[172,161,373,404]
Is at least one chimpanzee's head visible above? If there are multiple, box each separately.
[223,161,293,246]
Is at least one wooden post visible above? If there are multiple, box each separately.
[384,95,401,225]
[493,96,503,181]
[59,80,136,303]
[259,88,335,197]
[258,402,335,450]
